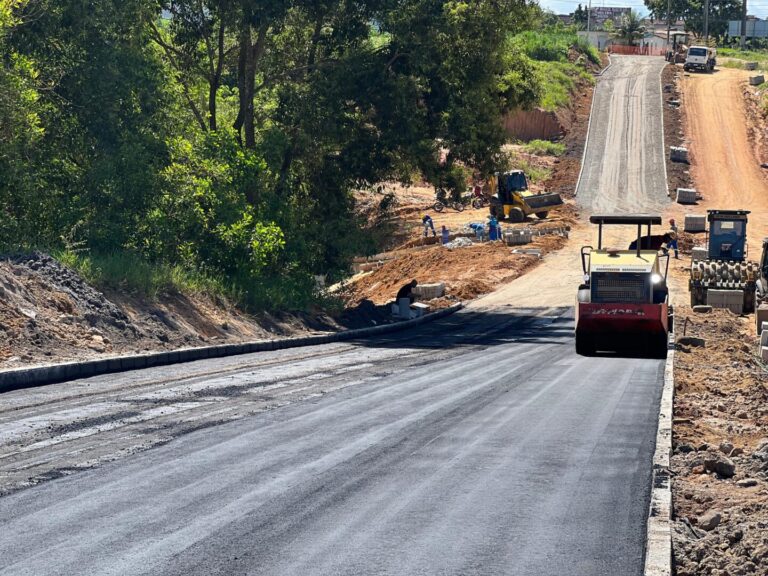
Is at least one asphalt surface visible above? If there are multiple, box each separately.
[577,55,669,213]
[0,308,665,576]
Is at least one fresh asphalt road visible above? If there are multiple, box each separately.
[0,308,665,576]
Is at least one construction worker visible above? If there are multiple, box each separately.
[668,218,679,259]
[441,225,450,245]
[422,214,436,237]
[396,279,418,303]
[488,214,499,241]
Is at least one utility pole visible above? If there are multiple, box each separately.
[587,0,592,40]
[703,0,709,42]
[666,0,671,45]
[741,0,748,50]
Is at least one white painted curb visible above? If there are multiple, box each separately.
[643,342,674,576]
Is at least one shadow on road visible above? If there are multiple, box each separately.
[349,307,575,350]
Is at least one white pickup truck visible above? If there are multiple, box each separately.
[684,45,716,72]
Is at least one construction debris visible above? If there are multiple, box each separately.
[444,237,473,249]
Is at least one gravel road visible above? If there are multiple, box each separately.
[0,308,664,576]
[577,56,669,214]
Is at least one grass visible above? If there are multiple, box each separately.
[508,155,551,184]
[535,60,594,111]
[512,30,600,65]
[52,249,322,312]
[717,48,768,71]
[53,249,234,302]
[523,139,566,156]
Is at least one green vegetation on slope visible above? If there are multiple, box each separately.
[523,139,566,156]
[1,0,548,311]
[510,29,597,111]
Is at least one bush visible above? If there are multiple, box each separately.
[524,139,566,156]
[512,30,600,65]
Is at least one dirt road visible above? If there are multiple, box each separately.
[478,56,670,309]
[664,68,768,305]
[667,68,768,256]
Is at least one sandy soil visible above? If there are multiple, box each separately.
[667,67,768,257]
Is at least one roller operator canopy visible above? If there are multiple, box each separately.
[589,215,662,226]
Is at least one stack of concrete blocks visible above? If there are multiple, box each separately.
[504,229,532,246]
[706,289,744,314]
[757,307,768,334]
[684,214,707,233]
[750,75,765,86]
[691,246,709,261]
[670,147,689,163]
[676,188,698,204]
[412,282,445,300]
[760,321,768,361]
[746,62,758,71]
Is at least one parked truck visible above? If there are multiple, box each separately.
[684,45,716,72]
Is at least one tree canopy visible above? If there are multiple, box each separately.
[1,0,549,309]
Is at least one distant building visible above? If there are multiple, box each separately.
[589,7,630,28]
[728,17,768,38]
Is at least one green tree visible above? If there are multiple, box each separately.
[573,4,588,30]
[615,9,645,45]
[644,0,740,37]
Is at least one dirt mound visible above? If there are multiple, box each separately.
[343,235,566,306]
[672,308,768,576]
[0,252,390,369]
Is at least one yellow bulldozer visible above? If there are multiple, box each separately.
[487,170,564,222]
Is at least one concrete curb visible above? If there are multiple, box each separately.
[643,339,675,576]
[0,303,464,394]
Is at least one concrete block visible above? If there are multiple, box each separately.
[685,214,707,233]
[757,308,768,334]
[750,75,765,86]
[412,282,445,299]
[706,289,744,314]
[410,302,430,318]
[762,346,768,362]
[761,330,768,347]
[746,61,758,71]
[692,247,709,261]
[512,248,543,258]
[398,298,411,319]
[504,231,532,246]
[670,147,689,163]
[676,188,698,204]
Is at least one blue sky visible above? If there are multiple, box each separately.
[538,0,768,20]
